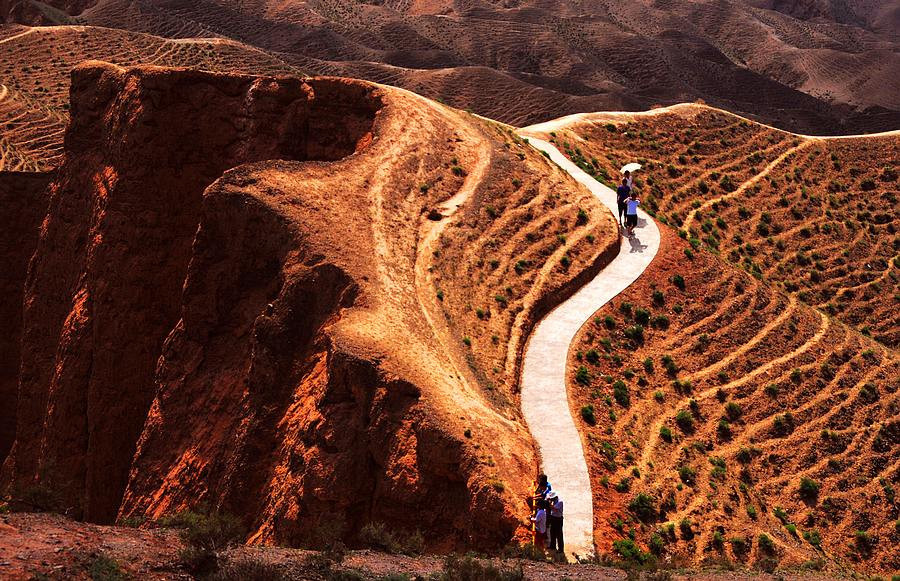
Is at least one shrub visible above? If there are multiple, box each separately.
[613,539,652,564]
[724,402,743,421]
[678,466,696,486]
[613,381,630,407]
[854,530,876,554]
[758,533,775,554]
[649,532,665,555]
[643,357,654,374]
[717,420,732,440]
[615,477,632,493]
[462,337,471,347]
[89,555,127,581]
[439,555,523,581]
[675,410,694,433]
[576,366,590,385]
[679,519,694,540]
[746,505,757,519]
[661,355,678,377]
[576,209,589,225]
[651,315,669,329]
[659,426,673,442]
[803,529,821,547]
[652,290,665,306]
[765,384,779,398]
[730,536,749,556]
[628,493,658,522]
[585,349,600,365]
[773,413,794,436]
[604,315,616,329]
[799,477,820,501]
[451,165,464,176]
[634,308,651,325]
[619,302,633,316]
[653,391,664,403]
[159,509,245,552]
[671,274,685,290]
[581,404,596,425]
[359,521,403,553]
[624,325,644,344]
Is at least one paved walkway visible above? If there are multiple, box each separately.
[518,136,661,560]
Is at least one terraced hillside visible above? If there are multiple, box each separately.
[545,105,899,348]
[566,227,899,574]
[4,0,900,134]
[0,25,299,170]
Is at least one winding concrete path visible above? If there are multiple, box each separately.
[518,135,660,560]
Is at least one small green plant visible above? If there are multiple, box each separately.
[576,208,589,225]
[730,536,749,556]
[724,402,743,421]
[758,533,775,554]
[746,505,757,519]
[585,349,600,365]
[613,381,630,407]
[679,518,694,540]
[643,357,654,374]
[675,410,694,433]
[765,384,779,397]
[671,274,685,290]
[854,530,876,555]
[576,366,590,385]
[581,404,596,425]
[158,509,245,552]
[624,325,644,344]
[451,165,464,176]
[612,538,652,564]
[717,419,732,440]
[89,555,128,581]
[604,315,616,329]
[799,477,820,501]
[803,529,822,547]
[615,477,632,493]
[678,465,696,486]
[462,337,472,347]
[628,492,658,522]
[659,426,673,442]
[653,391,664,403]
[634,308,651,325]
[652,290,665,306]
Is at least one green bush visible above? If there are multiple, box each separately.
[649,532,665,555]
[628,492,658,522]
[643,357,654,374]
[671,274,685,290]
[854,530,875,554]
[438,555,524,580]
[757,533,775,554]
[360,522,401,553]
[581,404,596,425]
[653,391,664,403]
[803,529,821,547]
[89,555,128,581]
[717,419,732,440]
[746,505,757,519]
[799,477,820,501]
[675,410,694,433]
[575,366,590,385]
[612,538,652,564]
[679,519,694,540]
[724,402,743,421]
[585,349,600,365]
[678,466,696,486]
[624,325,644,344]
[613,381,630,407]
[659,426,673,442]
[158,509,245,552]
[604,315,616,329]
[634,308,651,325]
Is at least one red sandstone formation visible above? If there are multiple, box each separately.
[0,171,52,463]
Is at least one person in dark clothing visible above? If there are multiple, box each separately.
[616,178,631,228]
[546,491,564,556]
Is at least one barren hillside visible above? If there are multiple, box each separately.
[0,61,619,551]
[3,0,899,134]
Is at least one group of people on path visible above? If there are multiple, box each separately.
[616,169,641,236]
[528,474,564,558]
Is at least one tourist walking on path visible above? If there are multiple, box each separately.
[616,178,631,229]
[625,190,641,236]
[546,491,564,556]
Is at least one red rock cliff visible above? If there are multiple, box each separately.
[3,61,536,550]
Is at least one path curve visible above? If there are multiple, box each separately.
[518,136,661,559]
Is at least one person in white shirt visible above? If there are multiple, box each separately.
[624,169,634,189]
[546,491,564,555]
[530,499,548,550]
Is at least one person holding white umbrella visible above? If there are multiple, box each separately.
[621,162,641,189]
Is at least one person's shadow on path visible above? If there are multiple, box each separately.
[627,232,648,253]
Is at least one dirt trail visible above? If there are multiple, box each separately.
[517,134,661,560]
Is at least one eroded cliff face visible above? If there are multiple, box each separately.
[2,62,536,551]
[0,171,53,463]
[3,61,383,524]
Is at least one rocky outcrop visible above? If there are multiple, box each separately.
[3,61,382,523]
[3,62,538,551]
[0,171,52,464]
[1,0,97,23]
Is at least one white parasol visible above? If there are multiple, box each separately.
[620,162,642,174]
